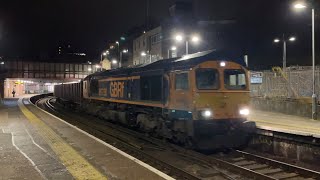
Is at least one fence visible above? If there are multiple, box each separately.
[250,66,320,99]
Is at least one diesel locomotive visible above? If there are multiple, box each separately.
[54,50,256,150]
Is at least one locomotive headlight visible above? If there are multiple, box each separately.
[239,108,250,116]
[201,110,213,118]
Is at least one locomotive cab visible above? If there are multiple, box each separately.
[169,59,255,149]
[192,60,250,121]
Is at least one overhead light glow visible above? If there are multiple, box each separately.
[220,62,226,67]
[289,37,296,41]
[112,59,117,64]
[95,65,101,68]
[88,68,92,71]
[175,34,183,41]
[171,46,177,51]
[0,62,4,65]
[293,3,307,9]
[122,49,128,53]
[102,52,107,56]
[274,39,280,43]
[191,35,200,42]
[141,52,147,56]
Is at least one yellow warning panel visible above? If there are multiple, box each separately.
[18,99,107,180]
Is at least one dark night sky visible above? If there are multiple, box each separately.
[0,0,319,68]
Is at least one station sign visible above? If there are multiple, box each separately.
[250,72,263,84]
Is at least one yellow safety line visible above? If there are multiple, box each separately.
[18,99,107,180]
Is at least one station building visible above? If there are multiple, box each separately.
[0,60,100,98]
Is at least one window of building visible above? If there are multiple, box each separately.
[196,68,219,90]
[175,73,189,90]
[151,33,162,45]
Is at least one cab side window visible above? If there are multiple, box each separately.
[175,73,189,90]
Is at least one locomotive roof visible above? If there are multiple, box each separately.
[85,50,247,80]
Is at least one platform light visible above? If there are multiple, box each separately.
[122,49,128,53]
[289,37,296,41]
[112,59,118,64]
[293,3,307,9]
[141,52,147,56]
[95,65,101,68]
[220,62,226,67]
[274,38,280,43]
[88,68,92,71]
[191,35,200,43]
[171,46,177,51]
[175,34,183,42]
[239,108,250,116]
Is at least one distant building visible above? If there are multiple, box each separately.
[133,26,164,65]
[132,0,198,66]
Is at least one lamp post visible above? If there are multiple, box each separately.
[101,52,107,61]
[168,46,177,58]
[175,34,200,55]
[119,49,128,68]
[273,35,296,70]
[293,2,317,119]
[112,59,118,69]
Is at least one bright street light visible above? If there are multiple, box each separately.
[0,62,4,65]
[191,35,200,43]
[274,38,280,43]
[112,59,117,64]
[292,2,317,119]
[116,41,119,44]
[293,3,306,9]
[174,33,201,55]
[102,52,107,56]
[122,49,128,53]
[273,35,296,70]
[289,37,296,41]
[141,52,147,56]
[175,34,183,41]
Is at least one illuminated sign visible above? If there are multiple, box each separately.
[250,72,263,84]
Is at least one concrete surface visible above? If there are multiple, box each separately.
[250,97,314,118]
[249,110,320,138]
[0,98,169,180]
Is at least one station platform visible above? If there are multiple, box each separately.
[249,110,320,138]
[0,97,171,180]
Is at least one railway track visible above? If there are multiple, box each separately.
[217,150,320,180]
[32,96,320,180]
[34,97,234,180]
